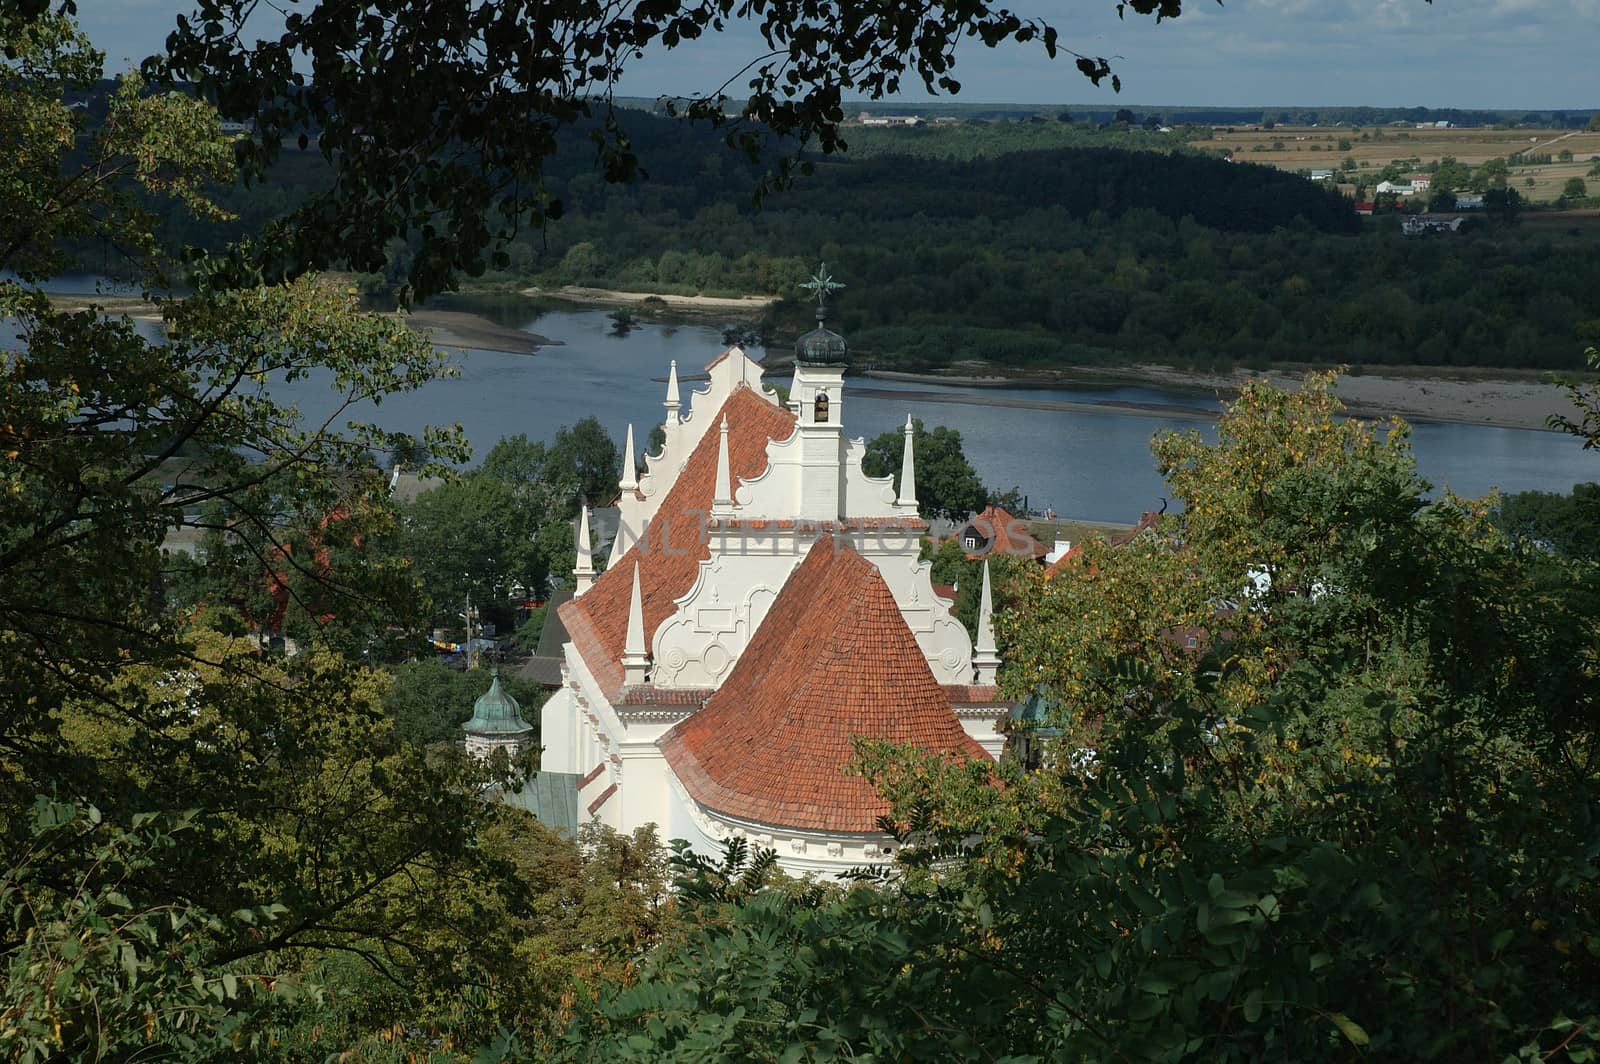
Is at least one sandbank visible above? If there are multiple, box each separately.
[863,364,1581,432]
[523,285,777,315]
[402,308,557,354]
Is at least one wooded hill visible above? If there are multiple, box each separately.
[165,108,1600,373]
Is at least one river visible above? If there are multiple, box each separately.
[15,285,1600,523]
[272,302,1600,523]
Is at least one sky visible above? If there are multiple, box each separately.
[78,0,1597,111]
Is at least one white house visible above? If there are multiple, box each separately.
[539,307,1011,876]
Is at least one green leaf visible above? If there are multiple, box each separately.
[1243,988,1263,1023]
[1330,1012,1370,1046]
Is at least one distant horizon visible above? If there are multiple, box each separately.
[622,97,1599,115]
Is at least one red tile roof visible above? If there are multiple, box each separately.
[963,505,1047,560]
[659,535,987,833]
[560,386,796,695]
[1044,510,1161,579]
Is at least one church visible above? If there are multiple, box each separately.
[533,284,1012,876]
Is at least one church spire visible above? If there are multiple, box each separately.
[622,561,649,684]
[619,423,638,493]
[974,558,1001,685]
[897,414,918,511]
[573,503,595,596]
[711,414,735,516]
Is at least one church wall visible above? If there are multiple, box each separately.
[537,685,578,774]
[958,713,1007,760]
[662,770,901,878]
[614,718,679,838]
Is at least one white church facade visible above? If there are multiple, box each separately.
[537,311,1011,876]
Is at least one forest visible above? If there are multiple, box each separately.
[154,105,1600,375]
[521,122,1599,373]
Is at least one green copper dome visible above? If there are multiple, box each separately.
[1007,687,1062,735]
[463,672,533,735]
[795,323,847,365]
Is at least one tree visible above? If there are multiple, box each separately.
[549,417,622,506]
[1,799,301,1061]
[862,419,987,520]
[1485,185,1523,220]
[0,15,533,1054]
[136,0,1175,301]
[401,471,564,617]
[1495,482,1600,560]
[1563,176,1589,201]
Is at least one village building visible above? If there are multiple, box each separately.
[538,272,1011,875]
[957,504,1048,562]
[1402,214,1465,235]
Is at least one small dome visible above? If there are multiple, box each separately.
[795,323,847,365]
[1008,687,1053,729]
[463,672,533,735]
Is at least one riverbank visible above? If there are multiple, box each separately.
[864,364,1579,432]
[852,385,1220,423]
[521,285,777,316]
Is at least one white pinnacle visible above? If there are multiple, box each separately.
[712,414,735,515]
[897,414,918,510]
[974,558,1001,685]
[619,423,638,492]
[573,503,595,596]
[622,561,648,684]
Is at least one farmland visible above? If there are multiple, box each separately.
[1200,123,1600,203]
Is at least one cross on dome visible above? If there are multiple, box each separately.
[800,262,845,321]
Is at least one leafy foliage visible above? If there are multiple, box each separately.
[862,417,986,520]
[1,799,315,1062]
[1495,481,1600,561]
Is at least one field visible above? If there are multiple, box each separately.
[1197,124,1600,203]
